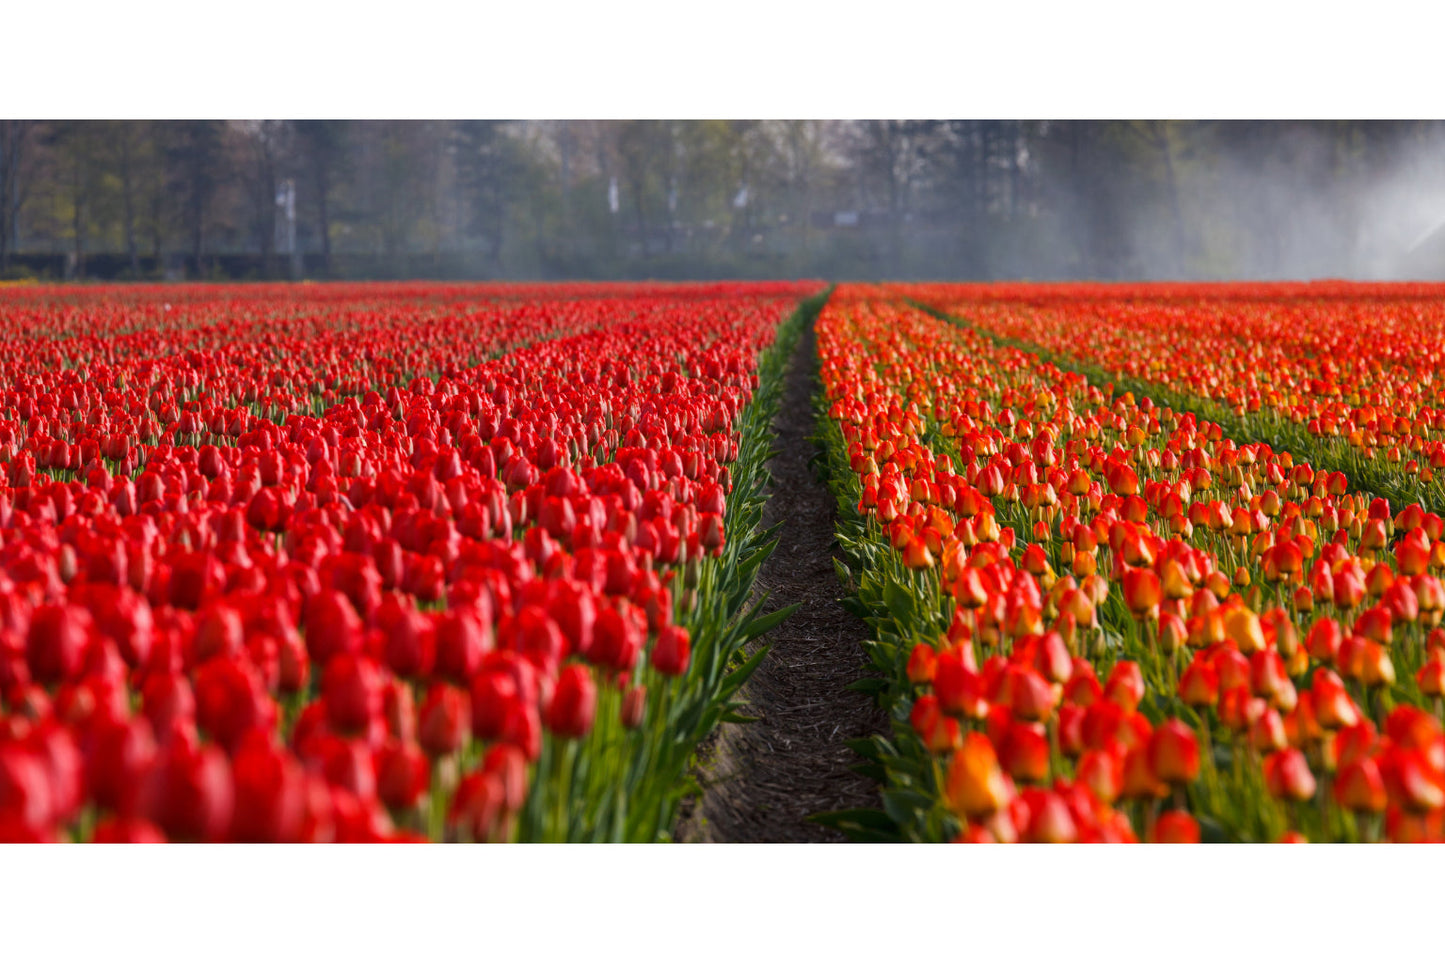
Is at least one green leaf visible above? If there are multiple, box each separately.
[844,737,884,761]
[806,808,901,842]
[739,602,800,643]
[718,644,771,699]
[881,789,935,829]
[844,677,888,695]
[850,762,888,782]
[882,578,916,625]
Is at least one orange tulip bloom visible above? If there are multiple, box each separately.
[1334,757,1387,813]
[1263,748,1317,802]
[944,733,1014,819]
[1148,719,1201,786]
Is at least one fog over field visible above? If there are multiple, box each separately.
[3,120,1445,281]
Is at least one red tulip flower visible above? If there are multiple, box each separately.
[546,664,597,740]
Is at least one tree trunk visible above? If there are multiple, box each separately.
[0,121,36,271]
[119,129,139,275]
[72,163,85,280]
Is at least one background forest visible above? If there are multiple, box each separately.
[3,120,1443,281]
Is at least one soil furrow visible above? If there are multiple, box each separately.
[680,313,887,843]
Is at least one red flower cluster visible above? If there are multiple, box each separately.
[0,281,815,842]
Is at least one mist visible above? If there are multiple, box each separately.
[3,120,1445,282]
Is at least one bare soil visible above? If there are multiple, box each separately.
[676,316,887,843]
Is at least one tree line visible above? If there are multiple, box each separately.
[1,120,1441,282]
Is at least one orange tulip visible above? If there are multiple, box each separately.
[1148,719,1201,785]
[1380,747,1445,813]
[1178,658,1220,708]
[909,695,960,754]
[1334,757,1387,813]
[1223,607,1265,654]
[1263,748,1317,801]
[1416,653,1445,697]
[907,642,937,685]
[1311,668,1361,730]
[1104,661,1145,713]
[1120,744,1166,801]
[944,733,1013,819]
[1076,749,1123,804]
[1122,566,1162,619]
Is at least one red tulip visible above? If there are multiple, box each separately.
[229,736,307,843]
[25,604,93,686]
[322,653,386,734]
[92,817,168,843]
[376,741,430,811]
[418,683,471,760]
[136,740,234,842]
[434,605,492,684]
[1151,811,1200,843]
[651,624,691,677]
[546,664,597,740]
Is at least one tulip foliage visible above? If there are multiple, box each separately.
[0,280,821,842]
[816,285,1445,843]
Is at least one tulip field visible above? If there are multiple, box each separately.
[820,281,1445,843]
[6,278,1445,843]
[0,280,821,841]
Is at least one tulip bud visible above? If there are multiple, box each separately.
[620,685,647,729]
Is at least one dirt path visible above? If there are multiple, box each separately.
[680,314,887,843]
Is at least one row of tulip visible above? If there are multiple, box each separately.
[0,281,821,842]
[814,285,1445,843]
[903,282,1445,515]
